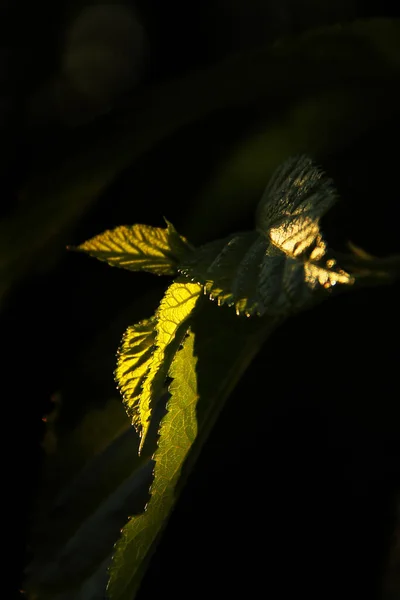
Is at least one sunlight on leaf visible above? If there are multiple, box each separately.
[108,329,198,600]
[115,318,157,437]
[73,220,192,275]
[180,156,353,316]
[108,301,280,600]
[255,155,337,240]
[118,282,201,452]
[68,151,399,600]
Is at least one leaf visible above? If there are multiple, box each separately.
[108,330,199,600]
[108,301,280,600]
[255,154,337,252]
[73,220,192,276]
[180,156,353,316]
[26,284,198,598]
[179,231,268,315]
[115,318,157,435]
[117,282,201,452]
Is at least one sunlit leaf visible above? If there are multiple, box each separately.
[180,156,353,316]
[122,282,201,452]
[108,300,280,600]
[108,329,198,600]
[255,154,337,254]
[115,318,157,436]
[73,220,192,275]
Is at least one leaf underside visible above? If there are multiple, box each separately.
[75,220,192,276]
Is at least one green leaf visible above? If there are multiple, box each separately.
[108,329,199,600]
[115,318,157,436]
[73,220,192,276]
[180,156,353,316]
[117,281,201,452]
[108,301,280,600]
[179,231,268,315]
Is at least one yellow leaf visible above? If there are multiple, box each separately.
[116,282,201,453]
[74,220,192,275]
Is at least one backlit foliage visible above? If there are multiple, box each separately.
[71,155,399,599]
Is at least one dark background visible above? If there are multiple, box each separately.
[2,1,400,598]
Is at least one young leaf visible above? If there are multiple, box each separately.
[179,156,353,316]
[108,301,280,600]
[108,329,199,600]
[117,281,201,452]
[179,231,270,316]
[115,318,157,436]
[255,154,337,242]
[73,220,192,275]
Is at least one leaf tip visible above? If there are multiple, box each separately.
[138,430,147,455]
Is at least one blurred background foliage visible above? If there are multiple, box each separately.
[2,1,400,598]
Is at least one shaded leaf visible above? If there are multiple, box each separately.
[73,220,192,276]
[180,156,353,316]
[179,231,270,315]
[25,398,153,598]
[26,459,154,596]
[50,555,112,600]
